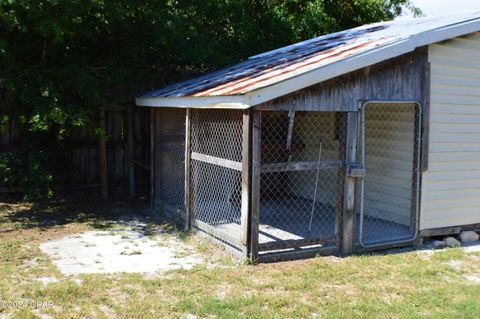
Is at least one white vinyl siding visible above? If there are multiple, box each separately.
[420,32,480,229]
[363,103,416,225]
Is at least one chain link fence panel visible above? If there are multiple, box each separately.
[190,109,244,250]
[154,108,186,222]
[258,111,345,252]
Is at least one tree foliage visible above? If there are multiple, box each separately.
[0,0,418,199]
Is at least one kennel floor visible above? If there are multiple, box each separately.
[195,198,413,247]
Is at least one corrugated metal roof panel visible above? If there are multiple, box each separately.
[138,12,480,105]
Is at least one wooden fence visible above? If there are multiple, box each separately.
[0,105,151,198]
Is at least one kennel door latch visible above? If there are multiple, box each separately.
[346,163,366,178]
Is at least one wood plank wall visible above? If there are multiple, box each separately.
[257,48,427,112]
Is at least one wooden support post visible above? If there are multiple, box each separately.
[341,112,359,255]
[150,108,155,209]
[240,109,252,254]
[184,109,192,230]
[286,109,295,151]
[127,104,136,198]
[190,152,242,171]
[250,110,261,262]
[99,109,108,199]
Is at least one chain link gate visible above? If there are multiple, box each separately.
[189,109,245,252]
[358,102,421,247]
[257,111,345,255]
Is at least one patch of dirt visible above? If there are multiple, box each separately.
[447,260,464,270]
[36,276,59,285]
[464,274,480,284]
[40,225,205,275]
[416,249,434,260]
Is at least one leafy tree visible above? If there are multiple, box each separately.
[0,0,418,199]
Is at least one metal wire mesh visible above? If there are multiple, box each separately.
[152,104,420,255]
[155,108,186,221]
[259,111,345,250]
[358,102,420,246]
[190,109,244,249]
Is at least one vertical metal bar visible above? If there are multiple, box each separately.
[358,105,366,246]
[286,110,296,151]
[412,103,423,236]
[127,104,136,198]
[99,109,108,199]
[240,109,252,253]
[335,113,347,251]
[250,109,261,262]
[421,62,431,172]
[184,108,192,230]
[150,108,155,208]
[341,111,359,255]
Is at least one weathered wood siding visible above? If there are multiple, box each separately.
[257,48,427,112]
[420,32,480,229]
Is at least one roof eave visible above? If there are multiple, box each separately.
[135,95,250,109]
[136,17,480,109]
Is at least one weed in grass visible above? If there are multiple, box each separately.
[128,250,142,256]
[432,248,466,262]
[195,240,212,254]
[173,251,189,259]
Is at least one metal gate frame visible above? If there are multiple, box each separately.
[358,100,422,248]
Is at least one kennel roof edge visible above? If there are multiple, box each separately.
[136,12,480,109]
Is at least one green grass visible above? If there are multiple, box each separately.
[0,201,479,318]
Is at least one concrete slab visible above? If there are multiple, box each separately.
[463,241,480,253]
[40,227,204,276]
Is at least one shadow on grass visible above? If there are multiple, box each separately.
[0,197,164,233]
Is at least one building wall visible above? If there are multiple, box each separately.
[420,32,480,230]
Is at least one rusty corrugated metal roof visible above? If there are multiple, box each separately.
[137,12,480,106]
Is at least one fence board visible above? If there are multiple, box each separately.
[0,106,150,197]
